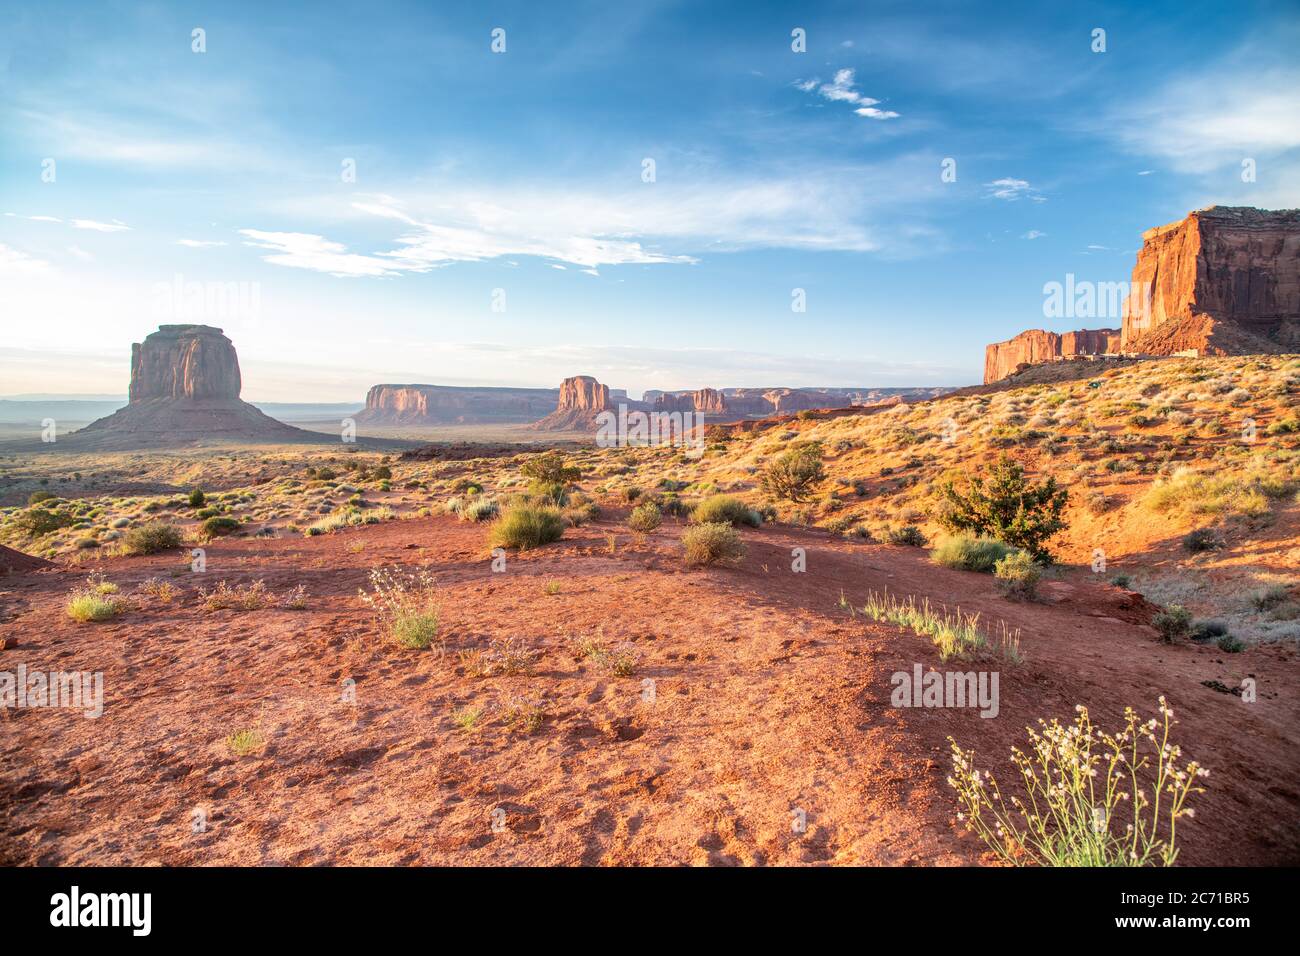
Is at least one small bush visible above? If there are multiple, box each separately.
[759,445,826,502]
[691,495,760,527]
[938,455,1068,562]
[887,524,928,547]
[520,452,581,485]
[359,567,440,650]
[1188,620,1228,643]
[1249,585,1290,611]
[994,551,1041,599]
[627,501,662,533]
[489,504,566,551]
[226,729,265,756]
[459,496,500,522]
[199,580,269,611]
[930,534,1014,573]
[200,516,241,540]
[528,480,569,506]
[1216,634,1246,653]
[27,491,56,505]
[1182,528,1221,553]
[682,522,745,567]
[66,590,122,622]
[121,521,182,555]
[16,507,73,537]
[188,488,206,508]
[1152,605,1192,643]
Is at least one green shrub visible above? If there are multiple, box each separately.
[887,524,928,547]
[188,488,206,508]
[121,521,183,555]
[759,444,826,502]
[1188,620,1228,643]
[15,507,72,537]
[489,504,566,551]
[994,551,1041,599]
[27,491,56,506]
[930,534,1014,573]
[1182,528,1221,553]
[628,501,662,533]
[66,590,122,622]
[1152,605,1192,643]
[1216,634,1246,653]
[623,486,643,502]
[520,452,581,485]
[682,522,745,567]
[528,480,569,506]
[938,454,1069,562]
[1249,585,1289,611]
[691,495,760,527]
[460,496,500,522]
[200,516,240,540]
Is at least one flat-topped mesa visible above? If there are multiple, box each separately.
[1122,205,1300,352]
[984,328,1121,384]
[129,324,241,402]
[654,388,729,415]
[356,384,559,425]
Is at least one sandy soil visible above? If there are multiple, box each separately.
[1,513,1297,866]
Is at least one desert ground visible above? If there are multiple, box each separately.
[1,354,1297,865]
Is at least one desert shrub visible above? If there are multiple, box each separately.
[199,579,270,611]
[994,551,1041,599]
[15,507,73,537]
[1083,490,1110,515]
[359,566,440,650]
[1266,417,1299,436]
[938,455,1068,562]
[759,444,826,502]
[1110,574,1131,589]
[226,729,265,756]
[489,504,566,551]
[691,495,760,527]
[459,496,500,522]
[121,521,182,555]
[949,698,1207,866]
[188,488,206,508]
[1249,585,1290,611]
[930,534,1014,573]
[1182,528,1221,553]
[855,588,1020,661]
[1145,466,1284,520]
[1188,619,1228,643]
[528,480,569,506]
[627,501,662,533]
[623,486,643,502]
[372,465,392,480]
[886,524,928,547]
[1216,634,1246,653]
[681,522,745,567]
[66,589,122,622]
[200,516,240,540]
[27,491,56,505]
[520,452,581,485]
[1152,605,1192,643]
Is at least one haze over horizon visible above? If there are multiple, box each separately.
[3,0,1298,401]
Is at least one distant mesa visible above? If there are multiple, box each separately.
[60,325,316,450]
[529,375,629,431]
[356,384,559,425]
[983,206,1300,383]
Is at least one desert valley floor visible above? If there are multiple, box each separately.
[2,507,1298,866]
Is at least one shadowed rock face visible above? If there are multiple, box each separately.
[557,375,610,413]
[129,325,242,402]
[356,384,559,424]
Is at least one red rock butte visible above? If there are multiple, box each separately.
[64,325,315,449]
[984,206,1300,383]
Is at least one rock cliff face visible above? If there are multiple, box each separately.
[69,325,313,449]
[984,328,1120,384]
[356,384,558,425]
[1121,206,1300,353]
[128,325,242,402]
[530,375,624,431]
[982,206,1299,382]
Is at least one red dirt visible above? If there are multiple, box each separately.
[0,545,54,575]
[1,514,1296,866]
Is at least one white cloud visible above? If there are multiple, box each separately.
[239,230,405,278]
[796,68,900,119]
[177,239,229,248]
[1021,230,1046,240]
[0,243,53,275]
[67,245,94,261]
[71,219,130,232]
[5,213,63,222]
[985,178,1046,202]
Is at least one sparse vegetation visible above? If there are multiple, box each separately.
[856,588,1020,661]
[930,534,1015,573]
[226,728,265,756]
[358,566,440,650]
[759,444,826,502]
[948,699,1207,866]
[489,503,566,550]
[627,501,662,533]
[938,455,1068,562]
[994,550,1041,599]
[690,494,760,527]
[681,522,745,567]
[1152,604,1192,643]
[121,521,183,555]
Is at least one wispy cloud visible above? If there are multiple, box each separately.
[1021,230,1046,240]
[795,68,900,119]
[985,178,1046,202]
[71,219,130,232]
[239,230,405,278]
[177,239,229,248]
[0,243,53,275]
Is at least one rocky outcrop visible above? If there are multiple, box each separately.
[128,325,242,402]
[65,325,316,450]
[530,375,627,431]
[984,328,1120,384]
[1121,206,1300,353]
[356,384,558,425]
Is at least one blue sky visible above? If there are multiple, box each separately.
[2,0,1298,401]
